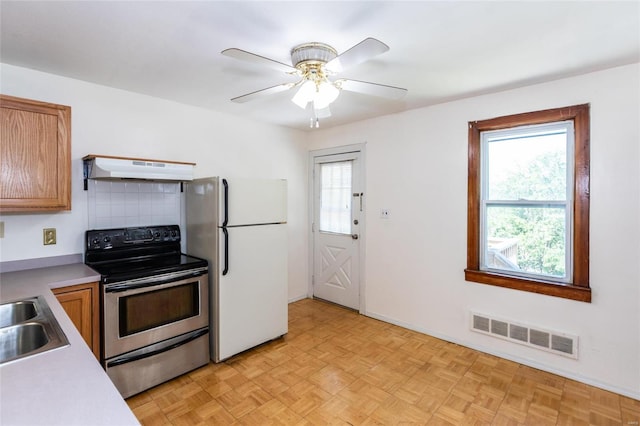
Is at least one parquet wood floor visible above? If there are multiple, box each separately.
[127,298,639,425]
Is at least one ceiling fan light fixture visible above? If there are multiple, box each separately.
[291,80,315,109]
[313,81,340,110]
[292,78,340,110]
[290,42,337,68]
[223,38,406,127]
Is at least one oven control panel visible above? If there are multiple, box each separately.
[86,225,181,250]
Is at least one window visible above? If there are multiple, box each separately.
[319,160,353,234]
[466,104,591,302]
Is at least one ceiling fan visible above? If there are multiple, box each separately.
[221,37,407,127]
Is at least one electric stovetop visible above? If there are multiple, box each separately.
[85,225,208,284]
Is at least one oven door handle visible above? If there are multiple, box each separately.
[105,269,208,293]
[106,328,209,368]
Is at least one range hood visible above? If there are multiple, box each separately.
[83,155,195,182]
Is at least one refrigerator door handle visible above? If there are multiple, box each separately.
[222,226,229,275]
[222,178,229,227]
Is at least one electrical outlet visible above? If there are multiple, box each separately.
[43,228,57,245]
[380,209,390,219]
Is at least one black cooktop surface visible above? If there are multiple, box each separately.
[85,225,208,284]
[88,253,208,284]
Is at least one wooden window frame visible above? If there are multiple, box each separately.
[466,104,591,302]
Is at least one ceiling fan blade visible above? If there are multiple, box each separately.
[222,48,296,73]
[231,83,294,103]
[325,38,389,73]
[338,79,408,100]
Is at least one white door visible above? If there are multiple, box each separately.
[312,151,362,310]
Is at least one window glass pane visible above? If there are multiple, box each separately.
[485,205,567,279]
[320,161,352,234]
[487,130,567,201]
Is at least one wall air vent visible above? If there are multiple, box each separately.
[470,312,578,359]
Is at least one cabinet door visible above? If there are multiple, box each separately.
[53,282,100,360]
[0,94,71,211]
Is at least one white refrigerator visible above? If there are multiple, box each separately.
[185,177,288,362]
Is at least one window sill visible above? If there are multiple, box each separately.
[464,269,591,302]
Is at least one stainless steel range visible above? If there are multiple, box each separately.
[85,225,209,398]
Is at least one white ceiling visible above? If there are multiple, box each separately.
[1,1,638,131]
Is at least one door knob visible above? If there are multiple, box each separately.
[352,234,359,240]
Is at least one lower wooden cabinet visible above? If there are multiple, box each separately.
[53,282,100,360]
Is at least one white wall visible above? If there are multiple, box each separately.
[0,64,310,301]
[3,62,638,398]
[308,63,640,398]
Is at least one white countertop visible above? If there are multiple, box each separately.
[0,264,139,426]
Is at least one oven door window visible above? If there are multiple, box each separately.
[119,281,200,337]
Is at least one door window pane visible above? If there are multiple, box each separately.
[320,161,352,234]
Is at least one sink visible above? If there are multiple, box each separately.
[0,323,50,360]
[0,300,38,328]
[0,296,69,364]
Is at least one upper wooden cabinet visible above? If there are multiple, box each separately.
[0,95,71,212]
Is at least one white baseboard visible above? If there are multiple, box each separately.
[364,310,640,401]
[288,294,309,304]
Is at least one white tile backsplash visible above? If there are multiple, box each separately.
[125,182,140,193]
[125,193,140,216]
[95,192,111,205]
[111,181,126,192]
[95,180,112,193]
[87,180,182,229]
